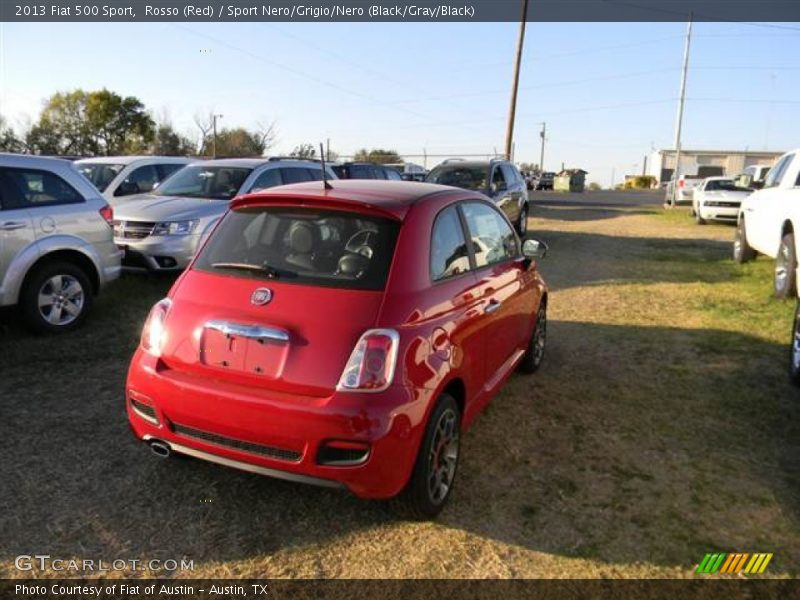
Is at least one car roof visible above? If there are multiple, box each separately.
[234,179,461,220]
[75,156,191,165]
[0,153,75,169]
[704,176,733,181]
[434,160,496,169]
[185,157,330,169]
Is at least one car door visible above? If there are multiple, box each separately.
[489,165,514,221]
[4,167,90,246]
[748,153,794,255]
[459,200,529,382]
[501,164,524,223]
[0,169,36,290]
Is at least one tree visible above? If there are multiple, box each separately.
[290,143,316,159]
[150,123,196,156]
[26,89,155,156]
[519,162,539,174]
[352,148,402,164]
[213,128,270,157]
[0,115,23,153]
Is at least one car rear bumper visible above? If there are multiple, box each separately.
[126,350,425,498]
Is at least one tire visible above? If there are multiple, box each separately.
[790,300,800,386]
[774,232,797,299]
[733,220,757,264]
[517,203,529,237]
[695,208,707,225]
[20,261,93,334]
[518,301,547,374]
[393,394,461,520]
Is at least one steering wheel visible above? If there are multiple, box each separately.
[345,229,376,259]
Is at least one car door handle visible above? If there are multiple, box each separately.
[205,320,290,343]
[484,300,502,314]
[0,221,27,231]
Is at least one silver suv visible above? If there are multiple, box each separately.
[0,154,122,332]
[112,157,338,271]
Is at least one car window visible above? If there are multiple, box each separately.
[385,168,402,181]
[430,206,471,281]
[116,164,159,196]
[350,165,374,179]
[75,162,125,192]
[305,168,324,181]
[500,164,518,185]
[461,201,518,268]
[764,154,793,189]
[281,168,314,184]
[157,163,185,181]
[249,168,283,192]
[0,168,83,208]
[426,165,488,190]
[492,166,506,189]
[156,166,252,200]
[195,206,400,291]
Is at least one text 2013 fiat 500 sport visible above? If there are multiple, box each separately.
[126,180,549,518]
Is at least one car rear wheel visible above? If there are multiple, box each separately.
[774,232,797,299]
[393,394,460,520]
[518,301,547,373]
[733,220,756,264]
[20,261,93,334]
[790,300,800,386]
[695,207,707,225]
[517,203,529,236]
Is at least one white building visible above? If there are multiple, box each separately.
[647,149,783,185]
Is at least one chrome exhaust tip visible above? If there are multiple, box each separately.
[150,440,171,458]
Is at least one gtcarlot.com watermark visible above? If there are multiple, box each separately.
[15,554,194,573]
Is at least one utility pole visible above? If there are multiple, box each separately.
[669,14,693,207]
[539,122,546,172]
[642,155,648,177]
[504,0,529,160]
[211,113,224,158]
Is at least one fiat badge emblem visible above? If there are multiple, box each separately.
[251,288,273,306]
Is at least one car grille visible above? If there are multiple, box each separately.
[172,423,302,462]
[114,220,156,240]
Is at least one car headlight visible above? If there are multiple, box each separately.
[151,220,199,236]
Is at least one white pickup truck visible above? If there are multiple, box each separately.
[734,149,800,298]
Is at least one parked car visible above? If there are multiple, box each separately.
[0,154,121,332]
[691,177,752,225]
[665,174,705,205]
[331,162,403,181]
[534,172,555,191]
[734,149,800,298]
[74,156,191,203]
[126,180,549,518]
[425,159,530,235]
[112,157,337,271]
[385,162,427,182]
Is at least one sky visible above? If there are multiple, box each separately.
[0,20,798,186]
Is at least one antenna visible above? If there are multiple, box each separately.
[320,142,333,190]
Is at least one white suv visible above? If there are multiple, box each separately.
[0,154,122,332]
[734,149,799,298]
[74,156,191,203]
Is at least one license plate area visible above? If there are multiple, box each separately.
[200,321,289,378]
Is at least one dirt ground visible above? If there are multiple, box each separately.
[1,190,798,579]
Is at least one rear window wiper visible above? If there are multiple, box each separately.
[210,262,280,278]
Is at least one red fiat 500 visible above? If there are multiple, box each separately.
[126,180,548,517]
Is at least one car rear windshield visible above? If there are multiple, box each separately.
[75,162,125,192]
[426,165,488,190]
[155,165,253,200]
[194,206,401,291]
[706,179,743,191]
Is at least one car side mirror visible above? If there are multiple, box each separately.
[523,238,548,259]
[115,180,140,197]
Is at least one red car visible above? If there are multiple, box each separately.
[126,180,548,518]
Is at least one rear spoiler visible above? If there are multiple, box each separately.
[229,193,403,222]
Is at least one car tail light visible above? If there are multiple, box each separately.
[337,329,399,392]
[99,205,114,226]
[678,179,685,188]
[140,298,172,357]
